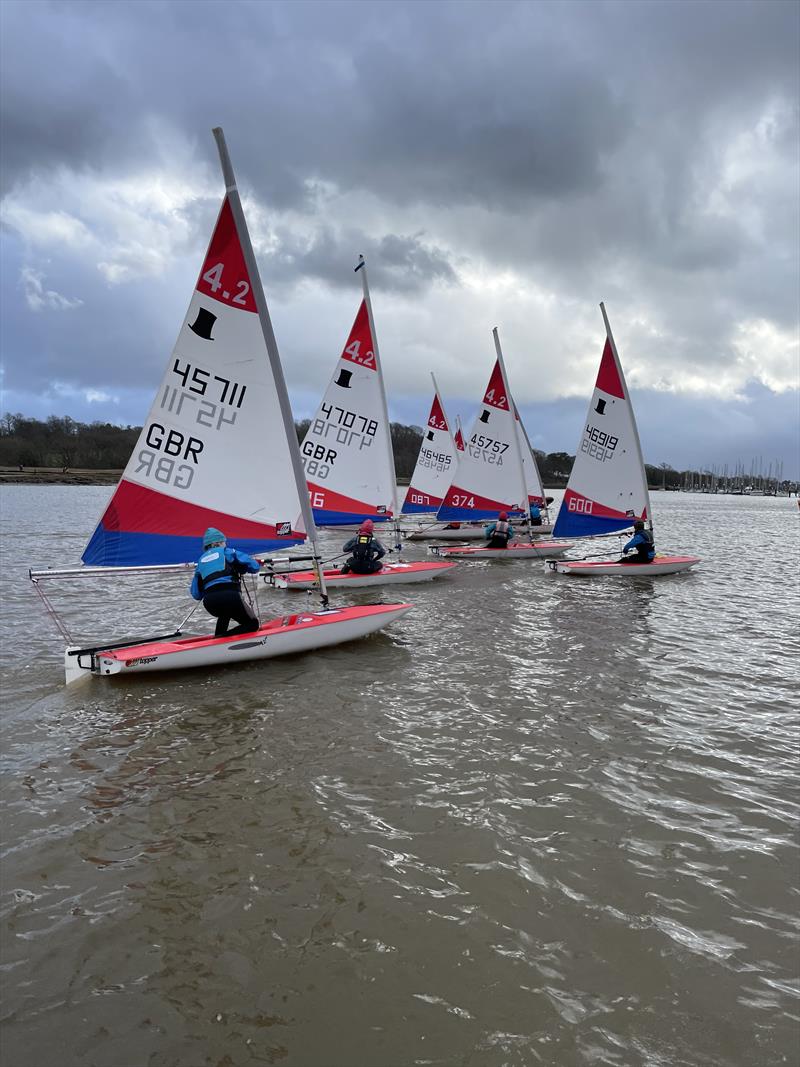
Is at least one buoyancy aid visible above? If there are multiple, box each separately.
[493,519,511,544]
[351,533,374,563]
[196,547,238,592]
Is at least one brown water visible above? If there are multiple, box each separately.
[1,487,798,1067]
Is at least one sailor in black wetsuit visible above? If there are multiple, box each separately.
[190,527,261,636]
[619,520,655,564]
[341,519,386,575]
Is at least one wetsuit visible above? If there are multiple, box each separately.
[190,546,261,636]
[341,532,386,575]
[620,528,655,564]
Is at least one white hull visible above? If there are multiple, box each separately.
[546,555,701,577]
[67,604,412,681]
[272,561,456,590]
[406,523,554,541]
[432,540,569,560]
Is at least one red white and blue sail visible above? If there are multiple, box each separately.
[437,360,526,522]
[303,299,395,526]
[82,198,306,566]
[553,308,651,538]
[401,382,457,514]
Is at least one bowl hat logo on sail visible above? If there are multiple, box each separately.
[189,307,217,341]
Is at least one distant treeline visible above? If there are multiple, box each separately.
[0,413,578,484]
[4,413,735,490]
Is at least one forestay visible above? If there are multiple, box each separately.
[401,375,458,514]
[553,306,651,538]
[83,198,306,566]
[303,296,396,526]
[437,360,526,522]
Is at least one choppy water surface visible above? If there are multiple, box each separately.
[1,487,798,1067]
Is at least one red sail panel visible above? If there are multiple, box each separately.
[195,197,257,312]
[339,301,377,371]
[428,394,449,431]
[596,339,625,398]
[482,361,510,410]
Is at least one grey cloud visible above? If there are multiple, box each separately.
[259,227,458,294]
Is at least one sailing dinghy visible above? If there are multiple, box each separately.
[546,305,700,577]
[278,261,455,589]
[431,330,569,561]
[29,128,412,683]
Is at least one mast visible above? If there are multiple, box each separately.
[213,127,330,606]
[599,303,653,535]
[492,327,532,543]
[355,254,402,552]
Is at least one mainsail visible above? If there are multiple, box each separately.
[437,353,526,522]
[83,196,307,566]
[303,268,397,526]
[401,374,458,515]
[553,304,651,538]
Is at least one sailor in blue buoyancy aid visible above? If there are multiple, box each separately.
[484,511,513,549]
[190,527,261,636]
[529,503,542,526]
[341,519,387,575]
[620,520,655,564]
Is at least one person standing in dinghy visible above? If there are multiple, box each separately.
[620,520,655,564]
[190,528,261,636]
[341,520,387,575]
[484,511,513,549]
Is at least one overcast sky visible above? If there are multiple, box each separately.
[1,0,798,475]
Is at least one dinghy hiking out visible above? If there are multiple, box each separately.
[430,328,569,561]
[546,304,701,577]
[273,261,456,590]
[29,127,412,683]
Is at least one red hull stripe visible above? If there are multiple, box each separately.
[99,479,301,540]
[195,197,257,313]
[595,339,625,398]
[307,482,392,517]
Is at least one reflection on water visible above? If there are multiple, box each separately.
[1,486,798,1066]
